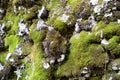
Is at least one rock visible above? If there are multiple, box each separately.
[0,23,5,36]
[43,30,67,60]
[0,36,4,49]
[38,6,49,19]
[18,19,29,36]
[36,19,47,30]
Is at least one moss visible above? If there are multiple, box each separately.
[20,42,49,80]
[29,23,46,44]
[12,0,19,5]
[4,35,19,52]
[23,12,36,21]
[4,12,21,34]
[53,17,67,30]
[105,36,120,57]
[67,0,82,11]
[46,0,60,9]
[23,6,38,21]
[92,21,106,32]
[55,31,107,77]
[0,52,7,63]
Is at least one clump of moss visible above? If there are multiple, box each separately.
[29,22,46,44]
[53,17,67,30]
[23,6,38,21]
[67,0,82,11]
[105,36,120,58]
[46,0,60,9]
[55,31,107,77]
[20,45,49,80]
[3,12,21,34]
[4,35,19,52]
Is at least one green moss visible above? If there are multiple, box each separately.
[92,21,106,32]
[0,52,7,63]
[4,12,21,34]
[53,17,67,30]
[55,31,107,77]
[29,23,46,44]
[105,36,120,57]
[67,0,82,11]
[46,0,60,9]
[20,42,49,80]
[23,12,36,21]
[12,0,19,5]
[4,35,19,52]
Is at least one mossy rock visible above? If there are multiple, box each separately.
[55,31,107,77]
[29,22,46,44]
[43,29,67,59]
[53,17,67,30]
[4,35,19,52]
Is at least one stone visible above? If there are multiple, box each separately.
[18,19,29,36]
[38,6,49,19]
[36,19,47,30]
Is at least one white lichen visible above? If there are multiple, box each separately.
[9,58,15,63]
[112,63,118,70]
[90,0,98,5]
[75,22,80,33]
[43,62,50,69]
[94,5,102,15]
[36,20,47,30]
[117,19,120,24]
[101,39,109,45]
[60,14,70,22]
[0,23,5,35]
[57,54,65,62]
[38,6,45,18]
[15,45,22,56]
[18,19,29,36]
[104,13,113,17]
[0,63,4,71]
[0,8,4,13]
[50,59,55,64]
[48,26,54,31]
[14,68,22,80]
